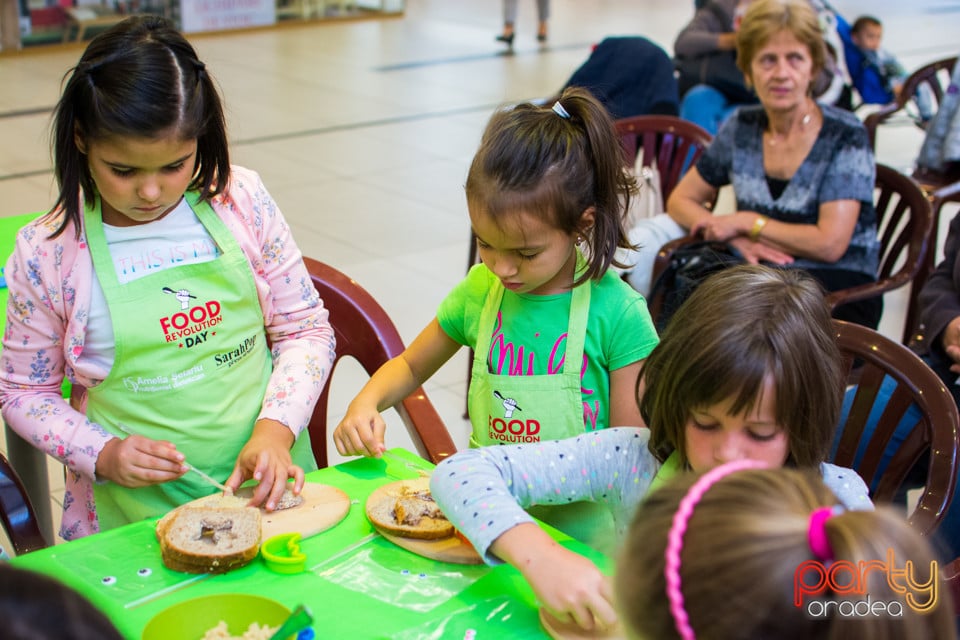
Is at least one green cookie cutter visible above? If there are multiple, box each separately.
[261,533,307,574]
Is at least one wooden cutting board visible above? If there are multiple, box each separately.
[157,482,351,541]
[375,528,483,565]
[366,481,483,565]
[539,608,625,640]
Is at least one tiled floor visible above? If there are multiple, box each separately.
[0,0,957,552]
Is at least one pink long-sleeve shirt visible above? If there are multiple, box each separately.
[0,166,336,539]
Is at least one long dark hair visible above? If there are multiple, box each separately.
[465,86,637,285]
[48,15,229,238]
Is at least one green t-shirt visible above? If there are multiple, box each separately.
[438,264,659,431]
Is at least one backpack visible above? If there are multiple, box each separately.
[649,241,745,331]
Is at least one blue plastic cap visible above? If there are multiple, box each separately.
[296,628,315,640]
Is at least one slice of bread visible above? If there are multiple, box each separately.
[155,494,248,542]
[366,477,454,540]
[158,498,261,574]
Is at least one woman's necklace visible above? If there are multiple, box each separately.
[766,113,812,146]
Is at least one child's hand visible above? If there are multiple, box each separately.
[225,419,304,511]
[494,524,619,632]
[95,434,186,487]
[332,405,387,458]
[524,545,619,632]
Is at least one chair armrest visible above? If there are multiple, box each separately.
[651,235,699,284]
[824,271,914,309]
[397,387,457,465]
[646,235,698,324]
[863,102,904,149]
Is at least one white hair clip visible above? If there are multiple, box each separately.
[552,101,571,119]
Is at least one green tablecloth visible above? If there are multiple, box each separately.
[11,449,611,639]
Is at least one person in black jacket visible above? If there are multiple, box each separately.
[563,37,679,119]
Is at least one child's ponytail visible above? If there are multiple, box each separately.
[551,87,637,281]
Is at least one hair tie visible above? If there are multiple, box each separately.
[77,60,100,76]
[808,505,842,561]
[664,460,768,640]
[193,60,206,78]
[552,101,571,119]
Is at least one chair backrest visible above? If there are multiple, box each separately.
[863,56,958,150]
[613,115,713,201]
[0,452,48,555]
[302,257,457,468]
[824,163,933,343]
[832,319,960,536]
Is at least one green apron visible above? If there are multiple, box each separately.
[648,451,683,496]
[467,258,613,547]
[84,193,314,531]
[467,271,589,447]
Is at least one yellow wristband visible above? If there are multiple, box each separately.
[749,215,768,241]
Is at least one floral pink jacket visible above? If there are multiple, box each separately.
[0,166,336,540]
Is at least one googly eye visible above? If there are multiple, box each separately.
[101,576,117,586]
[137,568,152,577]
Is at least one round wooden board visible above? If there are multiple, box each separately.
[374,527,483,565]
[539,608,625,640]
[156,483,351,542]
[366,480,483,565]
[252,483,351,540]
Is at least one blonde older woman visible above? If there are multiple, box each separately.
[624,0,879,328]
[667,0,880,328]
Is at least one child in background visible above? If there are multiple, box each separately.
[334,86,656,452]
[431,265,872,632]
[617,463,955,640]
[849,15,934,120]
[335,86,658,543]
[0,16,336,540]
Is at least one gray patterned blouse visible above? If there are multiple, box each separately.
[696,104,879,278]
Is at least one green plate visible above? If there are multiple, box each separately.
[141,593,292,640]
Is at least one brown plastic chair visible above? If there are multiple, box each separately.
[863,56,957,151]
[303,257,457,468]
[0,452,49,555]
[647,163,933,339]
[824,164,933,343]
[612,114,713,200]
[832,319,960,537]
[864,57,960,325]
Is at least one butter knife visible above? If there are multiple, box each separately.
[116,423,230,494]
[183,461,231,494]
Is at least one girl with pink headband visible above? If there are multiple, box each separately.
[431,265,874,632]
[618,462,955,639]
